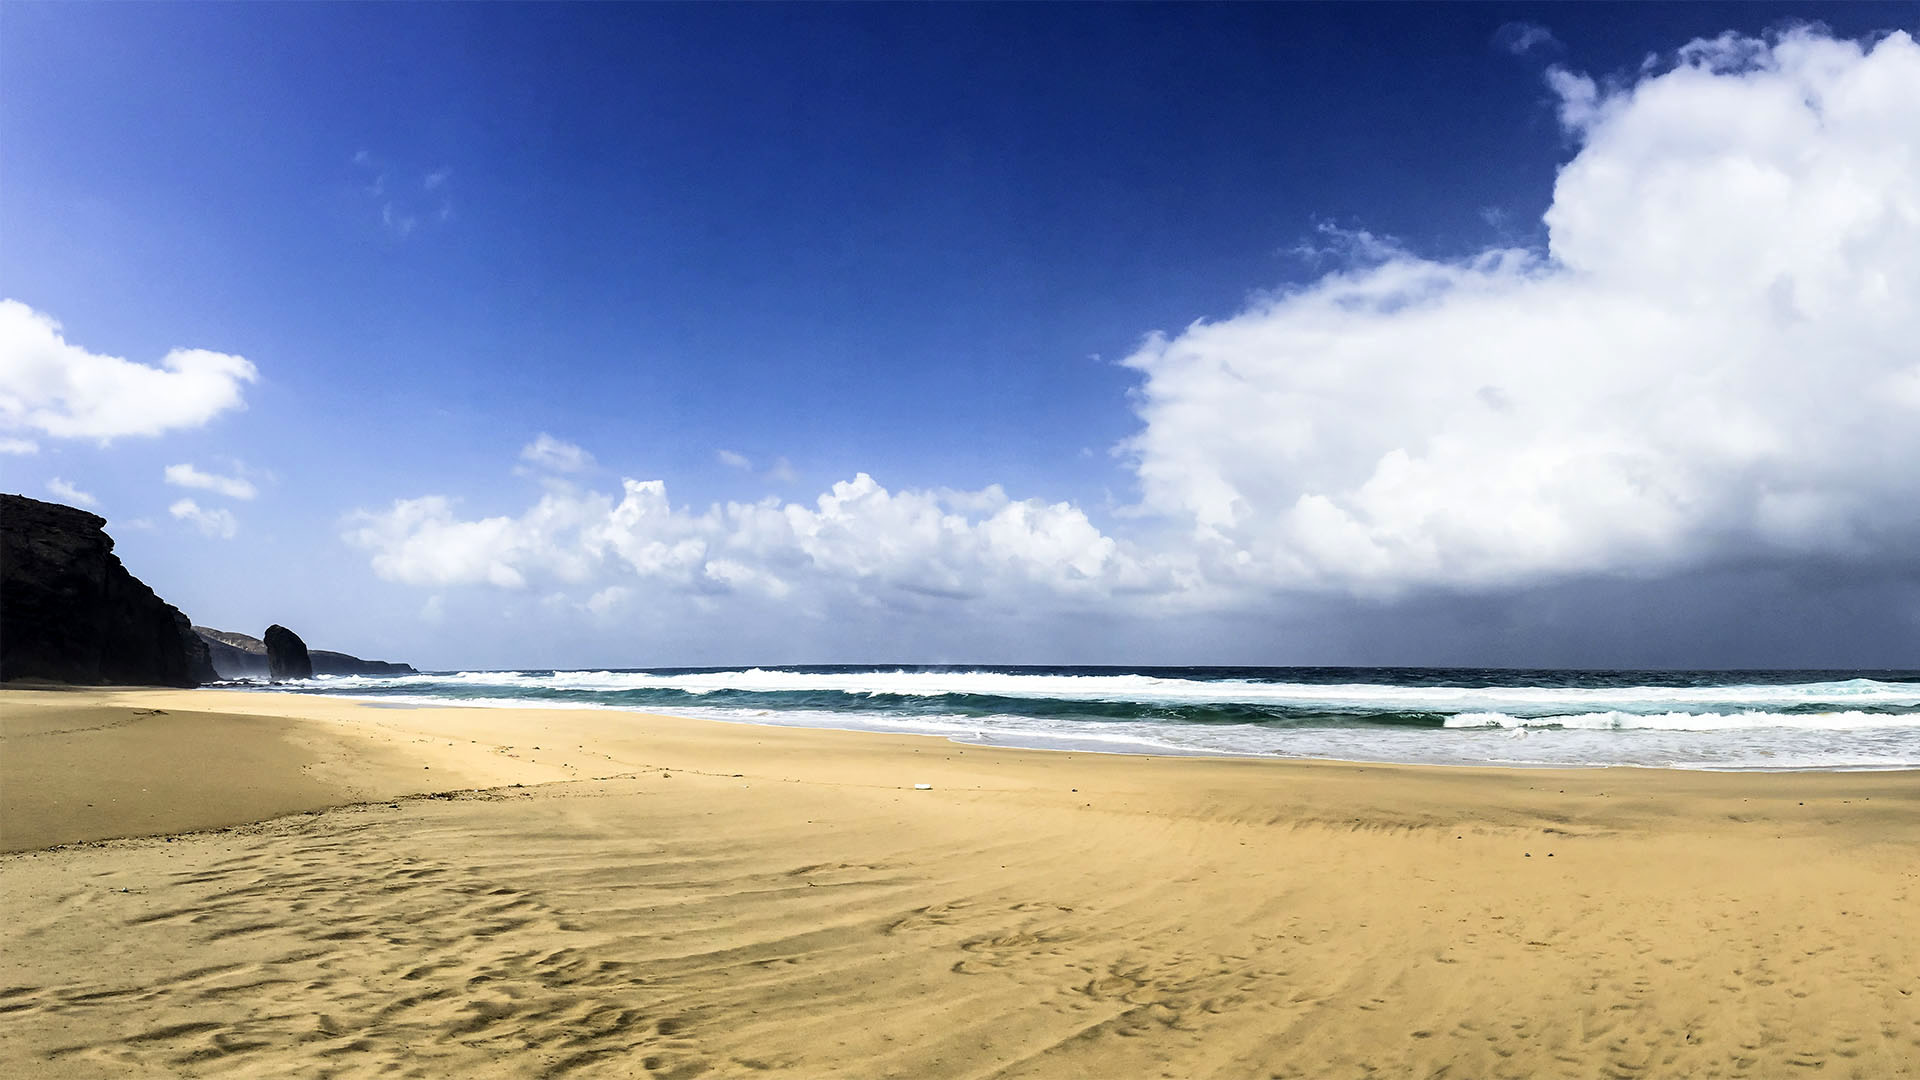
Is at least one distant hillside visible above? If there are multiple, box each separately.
[192,627,271,678]
[192,626,417,680]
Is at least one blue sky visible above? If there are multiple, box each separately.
[5,3,1919,668]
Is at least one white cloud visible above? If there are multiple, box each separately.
[164,463,257,500]
[0,300,257,443]
[0,436,36,454]
[47,477,97,507]
[352,153,451,236]
[1121,28,1920,594]
[344,473,1155,613]
[718,449,801,485]
[1495,22,1561,56]
[582,585,632,617]
[345,29,1920,620]
[169,498,237,539]
[381,204,418,237]
[519,433,595,474]
[343,495,535,587]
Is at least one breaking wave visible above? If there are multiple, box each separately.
[250,665,1920,771]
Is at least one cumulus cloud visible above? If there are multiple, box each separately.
[0,300,257,443]
[582,585,632,617]
[47,477,97,507]
[164,463,257,500]
[170,498,237,539]
[1122,27,1920,594]
[346,28,1920,621]
[519,433,595,475]
[344,473,1154,613]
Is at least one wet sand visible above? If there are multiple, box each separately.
[3,687,1917,1078]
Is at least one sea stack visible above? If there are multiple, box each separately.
[264,624,314,681]
[194,627,417,679]
[0,493,217,687]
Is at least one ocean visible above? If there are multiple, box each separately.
[249,666,1920,772]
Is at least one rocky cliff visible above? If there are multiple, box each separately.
[309,650,417,677]
[0,493,217,687]
[193,626,416,679]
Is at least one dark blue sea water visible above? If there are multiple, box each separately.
[249,665,1920,771]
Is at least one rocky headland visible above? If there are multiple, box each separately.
[0,493,216,687]
[194,626,417,680]
[2,493,419,687]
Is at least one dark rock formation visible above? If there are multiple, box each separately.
[309,650,417,677]
[194,626,415,679]
[264,624,313,681]
[1,493,217,687]
[193,626,270,679]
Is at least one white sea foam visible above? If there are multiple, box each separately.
[1446,709,1920,731]
[616,704,1920,771]
[262,667,1920,772]
[289,668,1920,714]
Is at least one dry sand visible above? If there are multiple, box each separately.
[2,688,1917,1079]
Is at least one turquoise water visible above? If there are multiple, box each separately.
[245,665,1920,771]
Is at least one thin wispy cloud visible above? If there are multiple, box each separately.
[47,477,97,507]
[1495,21,1562,57]
[719,448,800,484]
[381,204,418,237]
[164,462,257,500]
[518,433,595,474]
[1284,222,1401,267]
[170,498,237,539]
[352,151,451,238]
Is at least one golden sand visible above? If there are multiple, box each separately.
[2,687,1917,1078]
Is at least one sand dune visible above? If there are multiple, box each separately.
[3,689,1918,1078]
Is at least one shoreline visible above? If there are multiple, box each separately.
[5,686,1919,1077]
[6,687,1919,853]
[208,681,1920,774]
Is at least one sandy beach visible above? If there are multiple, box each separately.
[3,688,1917,1078]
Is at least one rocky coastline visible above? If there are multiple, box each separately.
[2,493,415,686]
